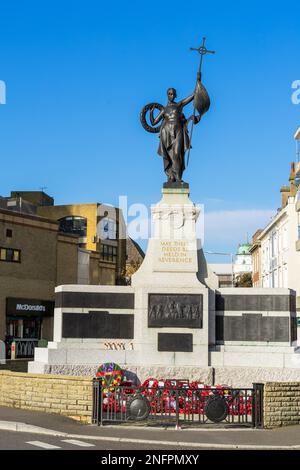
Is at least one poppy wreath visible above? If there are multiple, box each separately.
[139,379,187,414]
[140,378,159,397]
[103,394,121,413]
[96,362,123,391]
[121,380,136,396]
[185,382,209,415]
[140,378,168,412]
[166,380,186,413]
[227,392,252,416]
[101,377,254,417]
[160,380,177,413]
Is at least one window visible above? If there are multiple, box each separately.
[282,225,288,249]
[272,269,278,288]
[283,266,288,288]
[100,244,117,263]
[0,247,21,263]
[6,229,12,238]
[271,231,278,257]
[58,216,87,237]
[6,318,41,340]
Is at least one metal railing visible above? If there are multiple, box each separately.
[92,379,264,428]
[9,339,39,358]
[252,383,264,428]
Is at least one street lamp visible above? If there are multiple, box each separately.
[204,251,234,287]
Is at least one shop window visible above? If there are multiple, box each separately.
[0,247,21,263]
[5,318,41,339]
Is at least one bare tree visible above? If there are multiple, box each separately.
[235,272,253,287]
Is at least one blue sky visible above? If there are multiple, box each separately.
[0,1,299,260]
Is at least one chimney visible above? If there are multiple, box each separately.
[289,162,297,196]
[280,186,290,208]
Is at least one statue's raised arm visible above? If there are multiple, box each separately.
[178,93,194,108]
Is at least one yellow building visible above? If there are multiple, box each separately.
[36,201,126,286]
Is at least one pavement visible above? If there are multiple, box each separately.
[0,406,300,450]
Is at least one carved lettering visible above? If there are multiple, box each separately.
[158,240,192,264]
[103,341,134,350]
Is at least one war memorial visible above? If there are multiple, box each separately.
[29,39,300,388]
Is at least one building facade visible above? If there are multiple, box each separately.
[209,264,233,288]
[295,126,300,160]
[249,230,262,287]
[253,162,300,291]
[0,208,79,350]
[0,191,127,357]
[37,202,126,286]
[259,207,290,288]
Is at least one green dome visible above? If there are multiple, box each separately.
[237,243,251,255]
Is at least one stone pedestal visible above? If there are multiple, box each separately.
[132,186,216,288]
[130,186,212,368]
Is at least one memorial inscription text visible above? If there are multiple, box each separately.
[158,241,192,264]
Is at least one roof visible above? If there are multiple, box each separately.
[209,263,233,275]
[256,206,287,240]
[127,237,145,258]
[237,243,252,255]
[0,207,59,226]
[294,126,300,140]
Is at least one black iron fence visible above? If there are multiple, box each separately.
[5,338,39,359]
[92,379,264,428]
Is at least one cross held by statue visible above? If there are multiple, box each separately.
[190,37,215,80]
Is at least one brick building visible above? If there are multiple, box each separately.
[0,190,127,357]
[0,207,78,350]
[249,230,262,287]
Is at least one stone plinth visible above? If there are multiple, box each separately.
[132,187,215,287]
[130,186,211,368]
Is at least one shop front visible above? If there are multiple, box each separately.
[5,297,54,358]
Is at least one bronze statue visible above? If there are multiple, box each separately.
[140,38,214,183]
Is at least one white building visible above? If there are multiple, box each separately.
[259,203,290,288]
[257,164,300,291]
[233,243,252,277]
